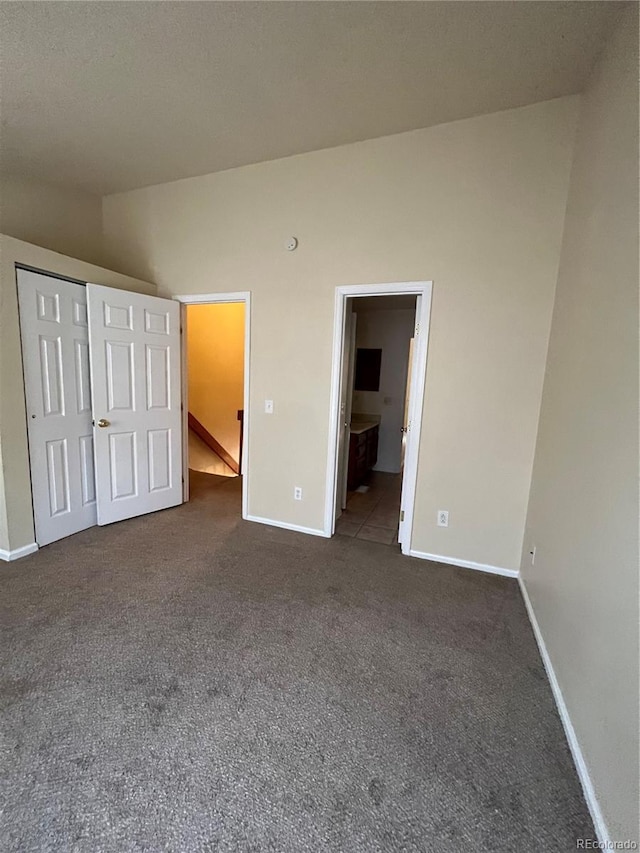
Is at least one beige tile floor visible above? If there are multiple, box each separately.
[335,471,402,546]
[188,429,237,478]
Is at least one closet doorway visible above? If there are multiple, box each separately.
[175,293,251,518]
[18,268,183,547]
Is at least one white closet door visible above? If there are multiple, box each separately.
[86,284,182,525]
[18,270,97,545]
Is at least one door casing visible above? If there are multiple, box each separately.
[173,292,251,521]
[325,281,433,553]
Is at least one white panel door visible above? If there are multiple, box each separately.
[86,284,182,525]
[335,310,357,517]
[398,295,421,547]
[17,269,97,545]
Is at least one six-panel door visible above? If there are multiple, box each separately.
[17,270,98,545]
[86,283,182,525]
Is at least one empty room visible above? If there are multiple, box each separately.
[0,2,638,851]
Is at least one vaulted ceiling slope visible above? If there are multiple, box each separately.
[0,1,624,195]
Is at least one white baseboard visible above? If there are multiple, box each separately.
[0,542,39,562]
[518,576,610,845]
[245,514,329,539]
[408,549,518,578]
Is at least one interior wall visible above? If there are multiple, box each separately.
[351,307,415,473]
[520,10,639,844]
[0,174,104,266]
[186,303,245,465]
[102,96,579,569]
[0,235,156,555]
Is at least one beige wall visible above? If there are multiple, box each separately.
[186,303,245,465]
[0,235,156,554]
[520,10,639,844]
[103,96,578,567]
[0,174,104,266]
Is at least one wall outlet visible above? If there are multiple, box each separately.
[294,487,303,501]
[437,510,449,527]
[265,400,274,414]
[530,546,536,565]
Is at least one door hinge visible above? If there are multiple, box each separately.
[400,510,405,522]
[415,323,420,336]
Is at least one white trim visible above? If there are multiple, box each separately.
[245,514,329,539]
[409,549,519,578]
[173,292,251,520]
[0,543,39,562]
[325,281,433,552]
[518,576,610,845]
[179,309,190,503]
[397,290,430,549]
[173,291,248,305]
[326,284,348,532]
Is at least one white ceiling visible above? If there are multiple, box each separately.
[0,1,622,196]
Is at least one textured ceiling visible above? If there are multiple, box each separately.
[0,1,622,195]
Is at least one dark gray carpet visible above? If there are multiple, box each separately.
[1,471,594,852]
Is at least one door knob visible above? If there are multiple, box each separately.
[97,418,110,428]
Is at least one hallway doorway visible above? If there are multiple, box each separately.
[176,293,251,516]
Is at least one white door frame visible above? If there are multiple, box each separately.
[173,292,251,521]
[324,281,433,553]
